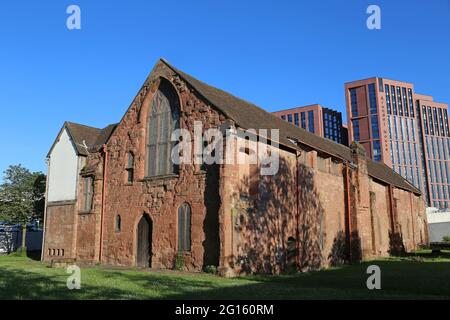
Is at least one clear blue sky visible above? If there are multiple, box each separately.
[0,0,449,174]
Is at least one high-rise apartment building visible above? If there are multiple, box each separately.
[273,104,348,145]
[417,95,450,209]
[345,77,450,209]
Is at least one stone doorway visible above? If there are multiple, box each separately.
[136,214,152,268]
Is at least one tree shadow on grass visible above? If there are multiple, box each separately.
[3,255,450,300]
[0,265,252,300]
[0,267,126,300]
[3,249,450,300]
[159,258,450,299]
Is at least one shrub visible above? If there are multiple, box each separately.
[204,265,218,275]
[173,252,185,271]
[442,236,450,242]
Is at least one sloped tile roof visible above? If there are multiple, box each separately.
[50,122,118,156]
[65,122,102,156]
[160,59,420,194]
[52,59,420,194]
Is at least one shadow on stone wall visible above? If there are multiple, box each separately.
[328,230,362,266]
[329,231,347,266]
[349,231,362,262]
[389,231,405,256]
[202,164,221,269]
[234,157,324,274]
[297,164,324,272]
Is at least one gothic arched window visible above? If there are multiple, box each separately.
[178,203,191,252]
[147,79,180,177]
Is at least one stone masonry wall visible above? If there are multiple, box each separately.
[393,188,428,252]
[369,179,392,255]
[313,158,347,267]
[58,61,429,274]
[225,145,349,274]
[99,62,226,270]
[43,202,77,260]
[76,152,104,262]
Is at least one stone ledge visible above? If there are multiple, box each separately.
[47,200,76,207]
[141,174,179,182]
[78,210,94,215]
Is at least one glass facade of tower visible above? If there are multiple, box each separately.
[273,105,348,146]
[384,84,422,195]
[420,103,450,209]
[322,108,343,143]
[346,77,450,209]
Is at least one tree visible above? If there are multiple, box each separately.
[0,164,46,252]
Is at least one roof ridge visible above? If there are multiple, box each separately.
[101,123,119,129]
[156,58,420,194]
[160,58,262,107]
[65,121,101,131]
[160,60,336,139]
[160,59,308,130]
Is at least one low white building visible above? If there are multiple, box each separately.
[427,208,450,243]
[42,121,117,260]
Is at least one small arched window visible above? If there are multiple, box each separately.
[115,215,121,232]
[178,203,191,252]
[126,152,134,184]
[147,79,180,177]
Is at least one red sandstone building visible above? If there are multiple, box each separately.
[273,104,348,146]
[42,60,428,275]
[345,78,450,209]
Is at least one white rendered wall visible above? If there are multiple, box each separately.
[427,210,450,242]
[47,128,80,202]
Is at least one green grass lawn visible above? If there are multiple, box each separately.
[1,250,450,299]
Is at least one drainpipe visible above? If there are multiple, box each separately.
[40,157,51,261]
[344,161,352,262]
[409,193,416,248]
[99,144,108,263]
[295,151,301,269]
[388,184,395,232]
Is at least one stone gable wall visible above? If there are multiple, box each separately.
[98,64,227,270]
